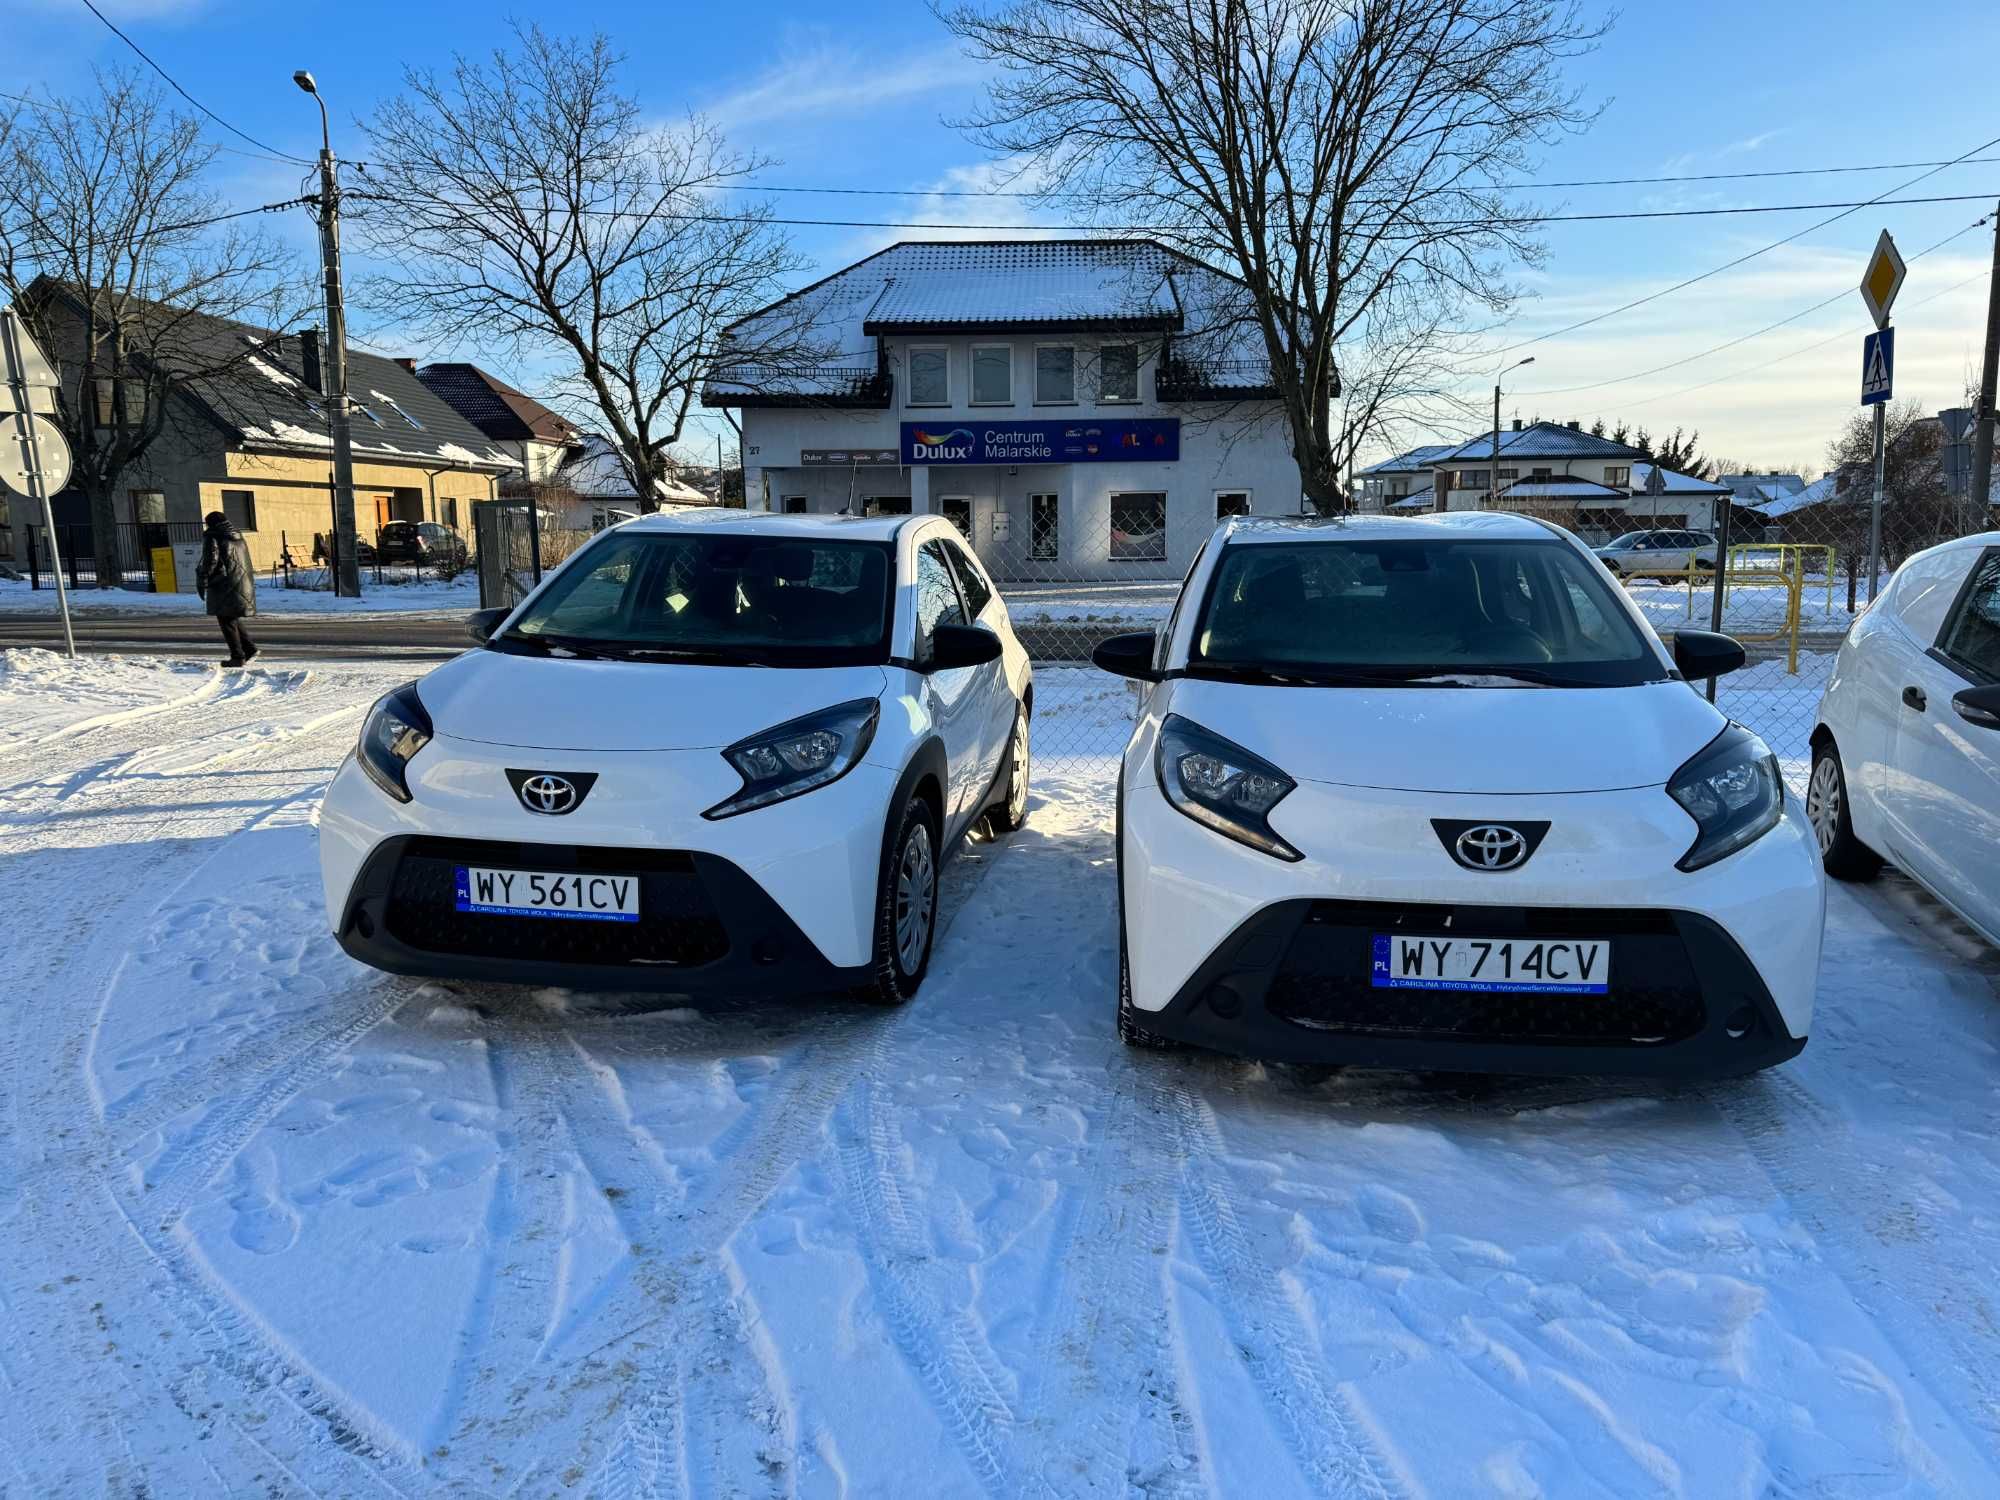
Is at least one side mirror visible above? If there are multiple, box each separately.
[1091,630,1161,682]
[1673,629,1746,681]
[467,606,510,645]
[1952,684,2000,731]
[927,622,1003,671]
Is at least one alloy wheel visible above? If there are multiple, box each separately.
[894,822,935,974]
[1806,756,1840,855]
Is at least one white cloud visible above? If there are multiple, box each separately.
[822,156,1067,263]
[701,42,983,135]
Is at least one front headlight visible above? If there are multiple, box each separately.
[1155,713,1301,861]
[357,682,433,803]
[1668,723,1784,871]
[704,698,880,819]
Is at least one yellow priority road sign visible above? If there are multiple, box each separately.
[1859,229,1906,329]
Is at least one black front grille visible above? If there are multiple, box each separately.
[1261,903,1706,1046]
[383,838,729,968]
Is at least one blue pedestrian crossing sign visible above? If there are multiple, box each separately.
[1860,327,1894,406]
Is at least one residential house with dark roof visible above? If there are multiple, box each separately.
[702,239,1301,579]
[414,363,581,488]
[26,284,517,572]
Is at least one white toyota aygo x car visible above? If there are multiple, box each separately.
[320,512,1031,1004]
[1095,513,1824,1077]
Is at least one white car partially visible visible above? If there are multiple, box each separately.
[318,511,1033,1004]
[1809,532,2000,944]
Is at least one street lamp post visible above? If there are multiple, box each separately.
[1488,357,1535,511]
[295,69,361,597]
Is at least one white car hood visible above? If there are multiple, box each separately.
[417,650,889,752]
[1166,677,1722,794]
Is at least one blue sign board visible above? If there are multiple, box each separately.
[900,418,1181,466]
[1861,327,1894,406]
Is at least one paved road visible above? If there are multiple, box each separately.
[0,607,1849,666]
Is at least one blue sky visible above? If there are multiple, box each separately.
[15,0,2000,472]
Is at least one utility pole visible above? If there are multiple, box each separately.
[296,70,361,597]
[1489,356,1534,510]
[1967,205,2000,536]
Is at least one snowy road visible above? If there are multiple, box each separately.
[3,653,1999,1497]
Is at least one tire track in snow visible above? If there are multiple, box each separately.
[1024,1065,1203,1499]
[831,1078,1017,1497]
[1707,1071,2000,1453]
[1161,1082,1403,1500]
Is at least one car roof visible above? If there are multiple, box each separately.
[1213,511,1564,546]
[616,509,928,543]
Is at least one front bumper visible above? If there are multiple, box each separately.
[1131,898,1804,1077]
[334,834,870,993]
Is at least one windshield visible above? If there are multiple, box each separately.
[498,530,894,666]
[1189,538,1668,687]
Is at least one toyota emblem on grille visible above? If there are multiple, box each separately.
[1431,818,1551,872]
[505,769,598,816]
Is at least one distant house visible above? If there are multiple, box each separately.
[1354,444,1455,512]
[549,434,711,529]
[21,283,518,573]
[413,363,582,489]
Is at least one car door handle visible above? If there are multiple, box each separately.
[1902,685,1927,712]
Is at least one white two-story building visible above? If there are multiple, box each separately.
[702,240,1303,580]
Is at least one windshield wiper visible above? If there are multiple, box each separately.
[498,630,621,660]
[1191,663,1438,687]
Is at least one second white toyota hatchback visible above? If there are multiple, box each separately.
[1095,513,1824,1077]
[320,511,1031,1004]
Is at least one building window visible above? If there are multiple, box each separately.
[354,403,384,426]
[127,490,166,526]
[1030,493,1059,560]
[1035,345,1075,404]
[1531,467,1553,480]
[1456,469,1490,491]
[784,496,808,514]
[1215,490,1251,519]
[908,346,948,406]
[941,497,972,539]
[1605,466,1631,489]
[865,496,911,517]
[1100,344,1139,403]
[221,489,257,532]
[1110,493,1167,561]
[378,394,425,430]
[971,345,1012,405]
[441,497,459,529]
[1496,469,1518,483]
[94,379,143,429]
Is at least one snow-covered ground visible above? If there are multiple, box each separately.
[4,651,1999,1496]
[0,569,479,617]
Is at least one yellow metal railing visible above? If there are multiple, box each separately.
[1648,553,1807,675]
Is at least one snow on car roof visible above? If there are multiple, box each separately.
[1214,511,1560,545]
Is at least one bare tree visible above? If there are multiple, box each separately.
[357,26,809,511]
[937,0,1604,512]
[0,73,300,584]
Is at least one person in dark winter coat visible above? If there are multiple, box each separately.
[196,511,259,665]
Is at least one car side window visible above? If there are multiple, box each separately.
[1890,547,1980,645]
[915,540,967,661]
[946,541,994,618]
[1936,549,2000,683]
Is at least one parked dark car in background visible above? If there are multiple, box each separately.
[373,521,470,567]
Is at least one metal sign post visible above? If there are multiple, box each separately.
[1858,232,1904,604]
[0,307,75,658]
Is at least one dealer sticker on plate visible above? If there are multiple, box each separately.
[1371,934,1609,995]
[455,866,641,923]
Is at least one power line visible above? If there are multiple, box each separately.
[1490,133,2000,356]
[0,87,303,167]
[342,188,2000,233]
[735,155,2000,200]
[77,0,312,166]
[1513,215,1994,400]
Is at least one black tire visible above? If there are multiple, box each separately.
[987,705,1030,834]
[1806,738,1882,881]
[857,796,939,1005]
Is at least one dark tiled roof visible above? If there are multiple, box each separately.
[1435,422,1648,463]
[416,363,580,445]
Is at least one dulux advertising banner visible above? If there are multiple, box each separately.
[900,418,1180,466]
